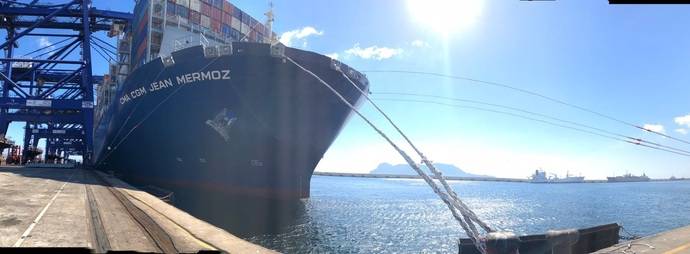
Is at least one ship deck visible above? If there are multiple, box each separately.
[0,166,275,253]
[595,225,690,254]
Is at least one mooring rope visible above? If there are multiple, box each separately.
[286,56,489,254]
[339,70,494,234]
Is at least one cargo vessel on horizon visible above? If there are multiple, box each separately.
[607,173,650,183]
[530,169,585,183]
[94,0,368,209]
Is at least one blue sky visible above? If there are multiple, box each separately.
[5,0,690,179]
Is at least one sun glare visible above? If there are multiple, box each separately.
[406,0,483,36]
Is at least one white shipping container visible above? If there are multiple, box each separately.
[201,15,211,28]
[190,0,200,12]
[241,23,249,34]
[177,0,189,7]
[231,17,240,31]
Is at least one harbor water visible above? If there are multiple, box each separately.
[243,175,690,253]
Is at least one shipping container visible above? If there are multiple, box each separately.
[232,8,242,20]
[189,0,200,12]
[166,1,176,17]
[211,0,222,8]
[222,1,232,13]
[177,0,189,7]
[221,24,231,36]
[241,23,249,36]
[200,0,209,3]
[201,15,211,28]
[222,13,231,25]
[231,28,240,40]
[241,11,249,23]
[255,23,264,35]
[176,4,188,18]
[249,18,257,30]
[200,2,211,16]
[211,20,221,33]
[189,10,201,24]
[212,7,221,21]
[231,17,240,31]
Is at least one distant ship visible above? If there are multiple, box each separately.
[607,173,650,182]
[530,170,585,183]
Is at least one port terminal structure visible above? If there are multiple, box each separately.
[0,0,131,165]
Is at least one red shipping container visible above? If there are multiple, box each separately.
[212,7,222,21]
[222,1,231,13]
[200,2,211,16]
[222,13,231,25]
[256,23,265,35]
[211,20,221,33]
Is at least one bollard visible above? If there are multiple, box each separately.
[484,232,520,254]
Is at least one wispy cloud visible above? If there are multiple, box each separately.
[642,124,665,134]
[410,39,430,48]
[675,128,688,135]
[325,53,339,60]
[345,43,403,60]
[279,26,324,48]
[674,114,690,128]
[37,37,54,51]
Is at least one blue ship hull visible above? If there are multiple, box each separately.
[94,43,368,203]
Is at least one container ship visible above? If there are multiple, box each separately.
[94,0,368,211]
[530,169,585,183]
[607,173,650,182]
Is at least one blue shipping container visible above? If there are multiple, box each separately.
[231,28,240,40]
[221,24,231,34]
[176,4,189,18]
[166,1,176,15]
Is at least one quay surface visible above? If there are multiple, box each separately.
[0,166,275,253]
[595,224,690,253]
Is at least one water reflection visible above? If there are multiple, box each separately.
[142,176,690,253]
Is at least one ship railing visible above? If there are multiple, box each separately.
[200,33,209,48]
[172,33,211,52]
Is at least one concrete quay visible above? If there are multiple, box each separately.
[595,224,690,254]
[0,166,276,253]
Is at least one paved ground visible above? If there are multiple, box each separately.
[595,224,690,253]
[0,166,276,253]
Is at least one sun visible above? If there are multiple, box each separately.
[406,0,483,36]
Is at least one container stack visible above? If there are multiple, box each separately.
[164,0,273,43]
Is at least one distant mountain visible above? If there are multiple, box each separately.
[370,163,493,178]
